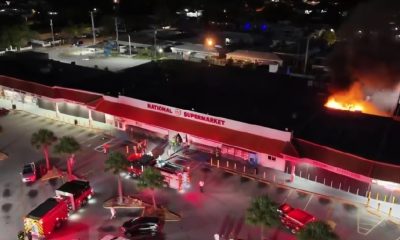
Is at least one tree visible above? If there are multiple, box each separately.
[54,136,80,179]
[31,129,57,170]
[104,151,129,204]
[61,24,90,40]
[0,23,37,49]
[297,221,339,240]
[138,167,165,209]
[246,196,280,240]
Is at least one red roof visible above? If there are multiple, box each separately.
[0,75,102,105]
[95,100,287,155]
[294,138,400,183]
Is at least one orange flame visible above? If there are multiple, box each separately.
[325,82,388,116]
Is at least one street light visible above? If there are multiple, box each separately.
[205,37,214,47]
[153,29,157,60]
[50,19,55,44]
[128,34,131,56]
[303,33,318,74]
[90,8,97,45]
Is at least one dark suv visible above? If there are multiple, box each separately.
[121,217,161,237]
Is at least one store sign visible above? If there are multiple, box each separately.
[147,103,173,114]
[147,103,225,126]
[183,112,225,126]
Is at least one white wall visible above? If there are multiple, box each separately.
[118,96,291,142]
[188,134,222,148]
[257,153,286,171]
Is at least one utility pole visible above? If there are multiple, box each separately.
[115,17,119,42]
[50,19,55,44]
[90,10,96,45]
[303,36,310,74]
[153,29,157,60]
[128,34,131,56]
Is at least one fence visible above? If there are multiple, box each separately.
[208,157,400,210]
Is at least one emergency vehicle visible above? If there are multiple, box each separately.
[156,160,191,192]
[278,203,316,233]
[24,180,93,239]
[24,198,69,239]
[127,154,156,178]
[55,180,94,212]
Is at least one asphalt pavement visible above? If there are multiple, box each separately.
[1,110,400,240]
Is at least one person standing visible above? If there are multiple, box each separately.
[199,180,204,193]
[110,207,116,219]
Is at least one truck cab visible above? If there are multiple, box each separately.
[24,198,68,238]
[55,180,93,212]
[278,203,316,233]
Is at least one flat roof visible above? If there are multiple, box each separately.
[1,54,400,169]
[57,180,90,197]
[27,198,60,220]
[226,50,283,62]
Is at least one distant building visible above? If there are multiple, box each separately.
[226,50,283,72]
[170,43,219,60]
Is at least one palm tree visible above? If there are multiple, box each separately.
[246,196,280,240]
[297,221,339,240]
[31,129,57,170]
[54,136,80,179]
[138,167,165,209]
[104,151,129,204]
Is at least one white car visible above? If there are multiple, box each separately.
[99,234,129,240]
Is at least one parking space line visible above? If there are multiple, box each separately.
[303,194,313,211]
[357,209,386,236]
[364,218,385,235]
[281,189,293,204]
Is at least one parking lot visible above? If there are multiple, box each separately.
[1,110,400,239]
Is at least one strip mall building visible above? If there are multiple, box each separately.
[1,74,400,192]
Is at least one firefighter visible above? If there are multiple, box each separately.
[110,207,116,219]
[199,180,204,193]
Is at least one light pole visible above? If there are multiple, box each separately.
[303,36,311,74]
[50,19,55,44]
[128,34,132,56]
[115,17,119,42]
[90,9,96,45]
[153,29,157,60]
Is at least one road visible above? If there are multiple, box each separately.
[1,110,400,240]
[34,44,150,72]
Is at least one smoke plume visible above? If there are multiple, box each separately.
[328,0,400,114]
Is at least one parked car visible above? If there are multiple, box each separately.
[0,108,9,116]
[21,162,47,183]
[121,217,161,237]
[277,203,294,216]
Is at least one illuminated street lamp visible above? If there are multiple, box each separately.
[90,8,97,45]
[205,37,214,47]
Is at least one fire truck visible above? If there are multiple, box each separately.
[127,154,156,178]
[155,160,191,192]
[127,154,191,192]
[278,203,316,233]
[24,180,93,239]
[24,198,68,239]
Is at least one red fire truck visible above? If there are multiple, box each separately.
[24,180,93,239]
[24,198,69,238]
[278,203,316,233]
[156,160,191,192]
[55,180,94,212]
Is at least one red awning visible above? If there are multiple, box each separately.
[95,100,287,155]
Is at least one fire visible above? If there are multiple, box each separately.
[325,82,388,116]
